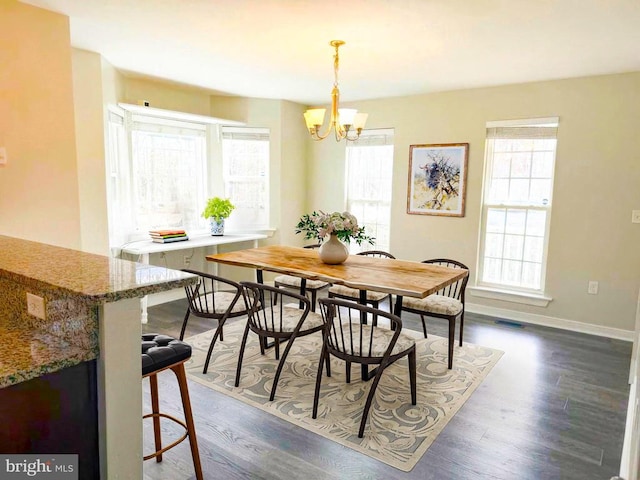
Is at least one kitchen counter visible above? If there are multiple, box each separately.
[0,235,197,479]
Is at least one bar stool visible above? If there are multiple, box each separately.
[141,333,203,480]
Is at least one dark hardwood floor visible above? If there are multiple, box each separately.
[142,297,631,480]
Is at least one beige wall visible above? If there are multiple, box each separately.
[309,73,640,332]
[0,1,81,249]
[72,49,110,255]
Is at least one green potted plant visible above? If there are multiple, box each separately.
[202,197,235,236]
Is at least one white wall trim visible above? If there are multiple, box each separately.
[466,301,633,341]
[469,286,552,307]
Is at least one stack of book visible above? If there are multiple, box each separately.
[149,229,189,244]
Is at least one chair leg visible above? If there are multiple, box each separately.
[345,361,351,384]
[171,363,203,480]
[149,374,162,462]
[358,361,388,438]
[269,333,298,401]
[408,348,417,405]
[312,345,326,419]
[310,290,317,312]
[274,334,280,360]
[202,317,229,374]
[234,321,252,387]
[448,317,455,369]
[420,314,428,338]
[459,311,464,347]
[179,309,191,341]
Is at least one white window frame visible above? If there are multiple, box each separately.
[474,117,559,305]
[345,128,394,253]
[221,126,270,231]
[105,106,270,248]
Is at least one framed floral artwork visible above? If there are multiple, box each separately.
[407,143,469,217]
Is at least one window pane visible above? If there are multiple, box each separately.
[503,234,524,260]
[529,179,552,204]
[531,151,554,178]
[131,129,206,232]
[501,260,522,285]
[505,209,526,234]
[522,262,542,289]
[526,210,547,236]
[486,208,506,233]
[484,233,504,258]
[492,153,511,178]
[346,135,394,252]
[523,235,544,262]
[489,179,509,203]
[509,179,530,202]
[222,131,270,230]
[483,257,502,283]
[510,153,531,178]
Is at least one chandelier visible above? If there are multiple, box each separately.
[303,40,368,142]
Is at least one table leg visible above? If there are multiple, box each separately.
[359,289,370,381]
[299,278,307,309]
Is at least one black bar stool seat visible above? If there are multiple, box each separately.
[141,333,203,480]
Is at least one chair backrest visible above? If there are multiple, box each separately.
[357,250,396,259]
[304,243,321,249]
[420,259,469,300]
[241,281,312,334]
[318,297,402,360]
[182,269,243,318]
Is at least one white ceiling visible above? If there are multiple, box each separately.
[21,0,640,105]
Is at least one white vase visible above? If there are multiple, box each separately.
[318,234,349,264]
[209,217,225,236]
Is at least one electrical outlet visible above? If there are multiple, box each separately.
[0,146,7,166]
[587,281,599,295]
[26,292,46,319]
[184,255,191,266]
[632,210,640,224]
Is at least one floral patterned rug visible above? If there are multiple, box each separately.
[185,318,503,472]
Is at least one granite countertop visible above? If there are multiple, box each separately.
[0,323,94,388]
[0,235,196,302]
[0,235,197,388]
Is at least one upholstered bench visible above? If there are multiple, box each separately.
[141,333,203,480]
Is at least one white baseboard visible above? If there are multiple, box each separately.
[466,302,634,341]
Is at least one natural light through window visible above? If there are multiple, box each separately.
[345,129,394,253]
[478,118,558,294]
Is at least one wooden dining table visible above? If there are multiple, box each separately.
[206,245,468,379]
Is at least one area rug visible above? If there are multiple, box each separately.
[185,318,503,472]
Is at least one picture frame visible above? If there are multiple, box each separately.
[407,143,469,217]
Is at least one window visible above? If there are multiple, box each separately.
[221,127,270,231]
[130,116,208,234]
[105,105,270,248]
[345,129,394,252]
[478,117,558,294]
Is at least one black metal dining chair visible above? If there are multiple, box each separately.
[398,258,469,369]
[313,297,417,438]
[181,269,250,374]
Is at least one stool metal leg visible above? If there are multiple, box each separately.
[171,363,203,480]
[149,373,163,462]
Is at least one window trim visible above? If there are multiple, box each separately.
[476,117,559,298]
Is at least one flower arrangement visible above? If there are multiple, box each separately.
[295,211,374,245]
